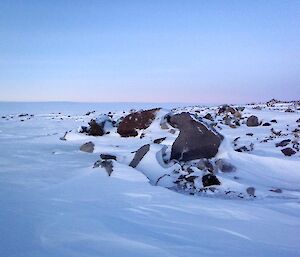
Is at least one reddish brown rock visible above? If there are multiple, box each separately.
[117,109,160,137]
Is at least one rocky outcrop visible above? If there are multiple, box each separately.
[169,112,223,161]
[117,109,160,137]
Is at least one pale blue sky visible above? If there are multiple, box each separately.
[0,0,299,103]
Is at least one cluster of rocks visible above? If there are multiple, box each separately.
[75,100,299,198]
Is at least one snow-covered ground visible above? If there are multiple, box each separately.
[1,102,300,257]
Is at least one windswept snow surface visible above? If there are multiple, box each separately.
[0,102,300,257]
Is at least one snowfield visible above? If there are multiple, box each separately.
[0,102,300,257]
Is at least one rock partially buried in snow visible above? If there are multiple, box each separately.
[117,108,160,137]
[246,115,260,127]
[202,174,221,187]
[281,147,296,156]
[246,187,255,197]
[169,112,223,161]
[215,159,236,173]
[80,141,95,153]
[129,144,150,168]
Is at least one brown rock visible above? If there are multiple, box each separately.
[117,109,160,137]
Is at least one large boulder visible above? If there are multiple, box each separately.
[117,109,160,137]
[169,112,223,161]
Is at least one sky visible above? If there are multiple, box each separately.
[0,0,299,104]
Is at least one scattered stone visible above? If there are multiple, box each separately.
[197,159,214,172]
[296,118,300,123]
[202,174,221,187]
[117,108,160,137]
[275,139,291,147]
[270,119,277,123]
[100,154,117,160]
[59,131,68,141]
[153,137,166,144]
[281,147,296,156]
[215,159,236,173]
[129,144,150,168]
[246,133,253,136]
[203,113,214,121]
[270,188,282,193]
[80,141,95,153]
[246,115,259,127]
[169,129,176,134]
[246,187,255,197]
[169,112,223,161]
[271,128,281,136]
[160,121,169,130]
[262,122,271,126]
[101,160,114,176]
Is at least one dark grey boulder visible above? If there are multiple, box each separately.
[100,154,117,160]
[129,144,150,168]
[153,137,166,144]
[80,141,95,153]
[246,115,259,127]
[169,112,223,161]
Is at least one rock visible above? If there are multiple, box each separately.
[169,112,223,161]
[80,141,95,153]
[246,187,255,196]
[281,147,296,156]
[59,131,68,141]
[262,122,271,126]
[160,121,169,130]
[87,119,104,136]
[197,159,214,172]
[296,118,300,123]
[169,129,176,134]
[117,108,160,137]
[101,160,114,176]
[218,105,236,115]
[246,133,253,136]
[275,139,291,147]
[203,113,214,121]
[270,188,282,193]
[129,144,150,168]
[100,154,117,160]
[153,137,166,144]
[215,159,236,173]
[246,115,259,127]
[270,119,277,123]
[202,174,221,187]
